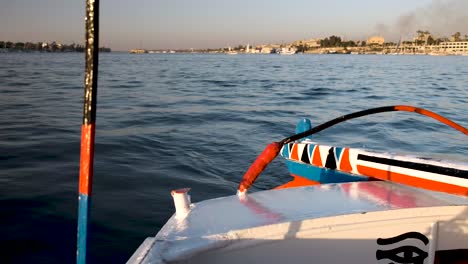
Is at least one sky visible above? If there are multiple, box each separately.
[1,0,467,51]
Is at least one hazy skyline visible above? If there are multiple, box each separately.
[1,0,467,51]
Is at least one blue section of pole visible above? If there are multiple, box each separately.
[77,194,91,264]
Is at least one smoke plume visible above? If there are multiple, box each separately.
[376,0,468,41]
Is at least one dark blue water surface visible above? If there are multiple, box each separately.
[1,53,468,263]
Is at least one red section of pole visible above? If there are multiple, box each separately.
[237,142,282,194]
[79,124,96,195]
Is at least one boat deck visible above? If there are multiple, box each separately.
[129,182,468,263]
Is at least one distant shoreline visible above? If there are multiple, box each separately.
[2,50,466,56]
[0,48,111,53]
[0,41,111,53]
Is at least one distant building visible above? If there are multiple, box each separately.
[260,47,273,54]
[257,44,279,54]
[130,49,147,54]
[292,39,321,48]
[367,36,385,45]
[440,41,468,53]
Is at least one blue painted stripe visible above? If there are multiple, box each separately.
[308,144,315,163]
[281,144,289,158]
[77,194,91,264]
[284,159,368,183]
[335,147,343,162]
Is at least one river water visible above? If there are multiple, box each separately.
[1,53,468,263]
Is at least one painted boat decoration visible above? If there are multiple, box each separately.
[279,139,468,196]
[236,105,468,197]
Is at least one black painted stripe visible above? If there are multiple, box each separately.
[358,154,468,179]
[377,232,429,246]
[325,148,337,170]
[300,145,310,164]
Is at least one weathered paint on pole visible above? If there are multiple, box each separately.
[77,0,99,263]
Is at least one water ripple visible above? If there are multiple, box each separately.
[1,52,468,263]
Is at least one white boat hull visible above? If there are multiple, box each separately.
[129,182,468,263]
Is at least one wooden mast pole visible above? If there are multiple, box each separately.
[77,0,100,263]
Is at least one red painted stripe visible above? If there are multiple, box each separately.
[339,148,352,172]
[312,145,322,167]
[275,174,320,189]
[290,143,299,161]
[171,188,190,195]
[79,124,96,195]
[357,165,468,196]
